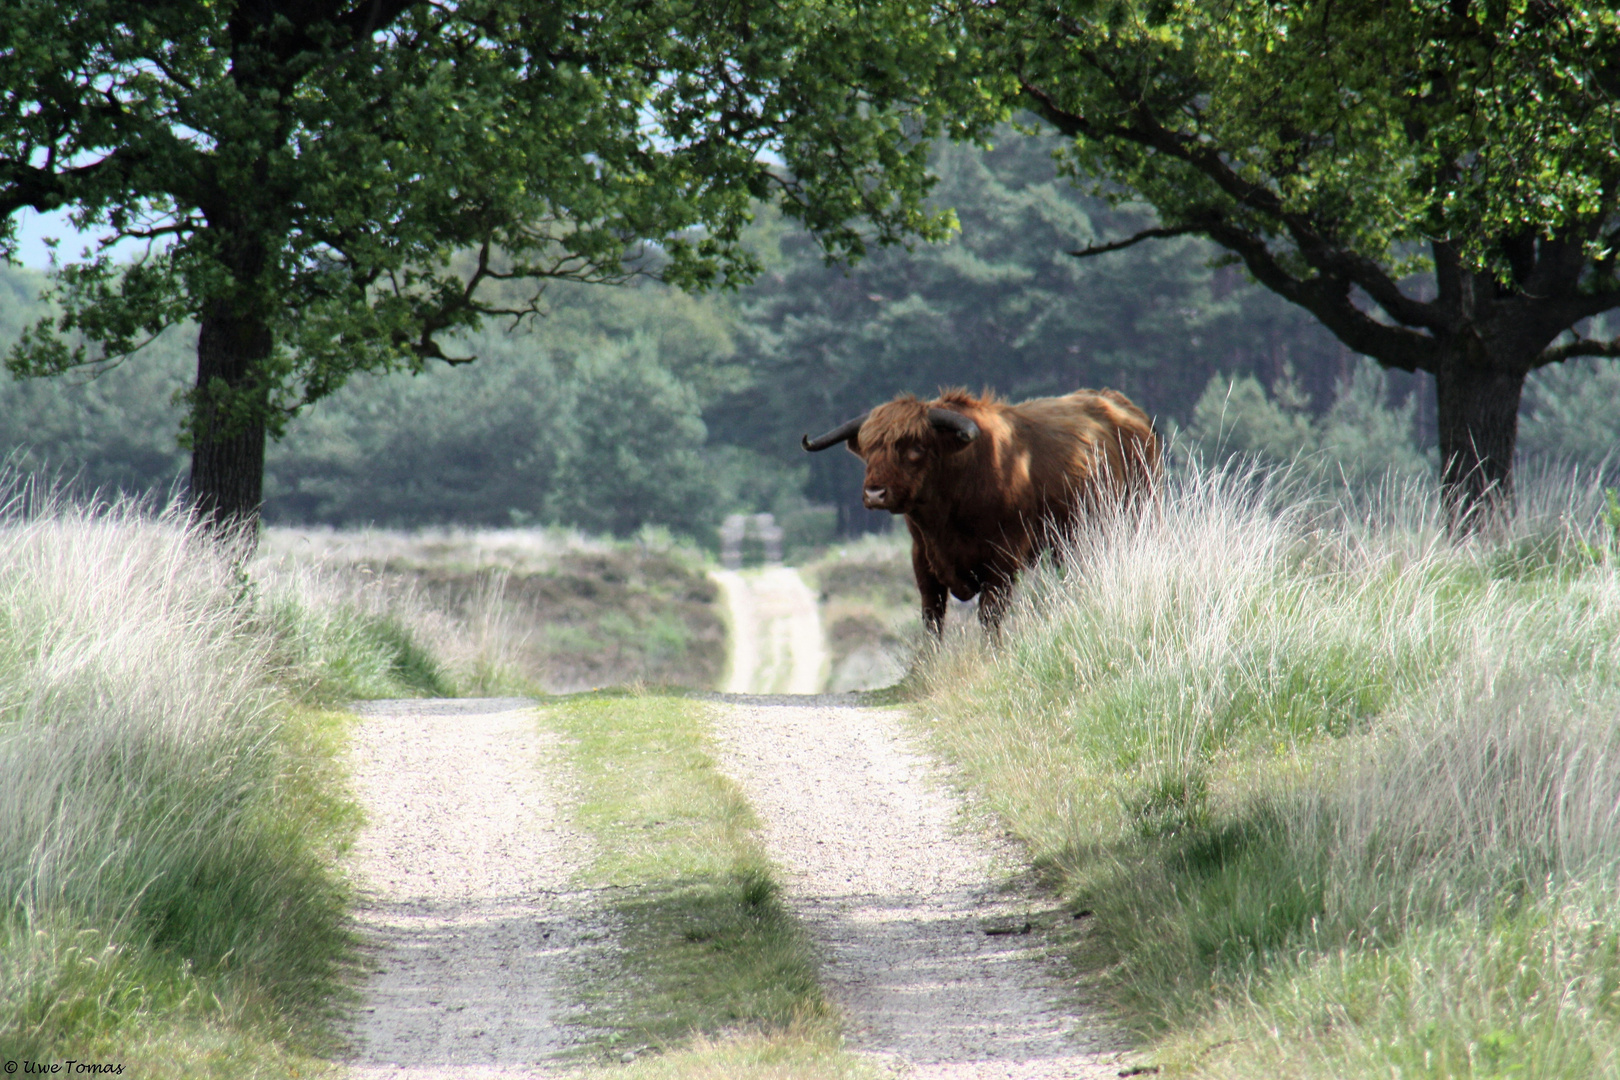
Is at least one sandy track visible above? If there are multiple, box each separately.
[345,699,604,1078]
[344,567,1120,1078]
[711,567,827,694]
[713,697,1124,1079]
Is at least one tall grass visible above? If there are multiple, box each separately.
[918,463,1620,1077]
[259,561,460,701]
[0,485,380,1067]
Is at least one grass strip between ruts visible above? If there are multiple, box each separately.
[540,691,881,1079]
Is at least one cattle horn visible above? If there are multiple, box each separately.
[801,412,869,452]
[928,408,980,444]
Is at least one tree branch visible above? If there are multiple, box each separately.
[0,155,121,216]
[1068,225,1201,257]
[1021,76,1452,335]
[1202,217,1438,372]
[1019,79,1439,371]
[1544,286,1620,328]
[1539,335,1620,365]
[113,220,194,242]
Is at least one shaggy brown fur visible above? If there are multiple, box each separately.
[829,387,1159,634]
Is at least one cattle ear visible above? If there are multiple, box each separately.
[844,432,862,456]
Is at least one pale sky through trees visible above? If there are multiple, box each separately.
[11,209,74,268]
[8,208,155,270]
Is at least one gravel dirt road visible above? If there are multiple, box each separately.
[345,568,1120,1078]
[345,698,605,1079]
[714,696,1123,1080]
[711,567,826,694]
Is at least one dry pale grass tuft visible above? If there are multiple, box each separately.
[0,482,363,1067]
[0,488,279,923]
[916,462,1620,1078]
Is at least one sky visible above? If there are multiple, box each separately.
[8,208,130,269]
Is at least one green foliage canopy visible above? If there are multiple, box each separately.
[960,0,1620,521]
[0,0,995,530]
[260,280,732,536]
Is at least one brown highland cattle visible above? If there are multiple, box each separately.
[803,387,1159,634]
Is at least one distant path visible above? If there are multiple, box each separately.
[342,576,1122,1079]
[712,698,1125,1079]
[707,565,1122,1076]
[710,567,826,694]
[345,699,601,1078]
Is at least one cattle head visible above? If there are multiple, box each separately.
[802,396,980,514]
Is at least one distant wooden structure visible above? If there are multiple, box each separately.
[720,512,784,569]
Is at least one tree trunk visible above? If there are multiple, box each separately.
[189,306,272,551]
[1434,336,1525,534]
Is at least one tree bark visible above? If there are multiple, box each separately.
[1434,334,1525,534]
[189,305,272,550]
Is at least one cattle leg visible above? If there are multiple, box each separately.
[978,579,1013,639]
[912,552,949,637]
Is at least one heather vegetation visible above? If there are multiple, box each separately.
[915,465,1620,1077]
[803,535,915,692]
[259,526,726,693]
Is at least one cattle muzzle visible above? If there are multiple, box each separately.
[863,486,898,511]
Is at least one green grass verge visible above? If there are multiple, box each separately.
[914,469,1620,1079]
[541,692,880,1079]
[0,705,360,1079]
[0,497,376,1076]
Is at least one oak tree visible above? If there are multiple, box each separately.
[968,0,1620,524]
[1,0,982,540]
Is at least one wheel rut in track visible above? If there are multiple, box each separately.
[345,568,1122,1078]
